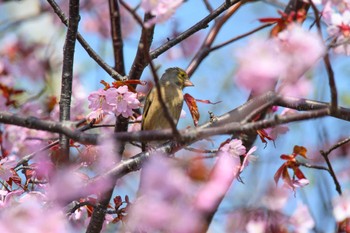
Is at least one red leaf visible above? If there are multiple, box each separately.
[274,164,286,185]
[113,196,123,209]
[258,17,280,23]
[293,145,307,158]
[184,93,200,126]
[293,167,306,180]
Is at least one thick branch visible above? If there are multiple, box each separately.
[3,93,350,145]
[108,0,125,75]
[58,0,80,163]
[128,13,155,82]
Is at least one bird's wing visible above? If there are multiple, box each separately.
[141,89,155,130]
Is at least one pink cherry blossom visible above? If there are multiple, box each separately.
[195,151,241,212]
[0,192,70,233]
[265,125,289,140]
[290,203,315,233]
[235,39,285,94]
[333,193,350,222]
[0,155,17,182]
[141,0,183,27]
[127,155,203,232]
[88,89,111,111]
[105,86,140,118]
[240,146,257,172]
[235,25,325,95]
[220,139,246,157]
[262,185,290,211]
[128,115,142,132]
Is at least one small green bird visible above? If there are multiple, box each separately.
[141,67,194,145]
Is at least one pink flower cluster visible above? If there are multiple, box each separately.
[322,2,350,55]
[235,25,325,96]
[141,0,183,27]
[87,86,140,121]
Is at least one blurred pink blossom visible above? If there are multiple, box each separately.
[235,39,285,94]
[195,150,241,213]
[246,220,266,233]
[235,25,325,95]
[141,0,183,27]
[220,139,246,157]
[0,95,6,111]
[333,193,350,222]
[127,155,203,232]
[3,125,51,157]
[265,125,289,140]
[262,185,290,211]
[128,115,142,132]
[0,192,70,233]
[290,203,315,233]
[0,155,17,182]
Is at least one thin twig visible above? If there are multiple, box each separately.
[297,162,329,172]
[46,0,123,80]
[209,23,273,52]
[323,136,350,155]
[150,0,241,60]
[202,0,214,13]
[320,150,342,195]
[309,0,337,112]
[15,140,59,169]
[185,147,218,154]
[187,2,241,76]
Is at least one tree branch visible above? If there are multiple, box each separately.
[58,0,80,164]
[108,0,125,75]
[46,0,124,80]
[187,1,242,77]
[150,0,241,60]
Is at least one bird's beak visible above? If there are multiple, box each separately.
[184,79,194,87]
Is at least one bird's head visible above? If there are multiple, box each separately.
[161,67,194,89]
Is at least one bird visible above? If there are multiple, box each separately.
[141,67,194,149]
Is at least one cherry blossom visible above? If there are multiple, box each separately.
[235,24,325,94]
[0,193,70,233]
[88,86,140,118]
[126,155,203,232]
[333,193,350,222]
[105,86,140,118]
[141,0,183,27]
[290,203,315,233]
[0,155,17,182]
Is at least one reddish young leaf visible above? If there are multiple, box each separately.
[293,145,307,158]
[114,195,123,209]
[257,129,274,144]
[100,80,111,89]
[184,93,200,126]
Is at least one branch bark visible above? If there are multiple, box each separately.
[58,0,80,164]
